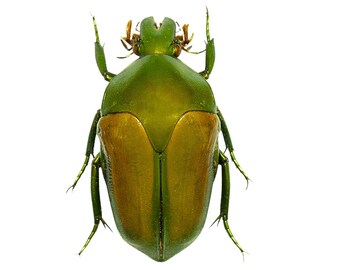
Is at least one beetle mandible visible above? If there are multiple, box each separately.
[68,9,249,262]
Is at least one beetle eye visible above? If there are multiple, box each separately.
[132,36,142,55]
[172,38,182,57]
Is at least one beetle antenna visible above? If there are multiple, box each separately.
[179,24,205,55]
[183,47,205,54]
[117,51,134,59]
[120,39,132,51]
[175,21,182,33]
[135,21,140,32]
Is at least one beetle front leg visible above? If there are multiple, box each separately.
[92,16,115,82]
[199,8,215,79]
[213,151,245,255]
[67,110,101,192]
[78,153,111,255]
[217,108,250,187]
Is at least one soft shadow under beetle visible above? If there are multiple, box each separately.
[68,9,249,261]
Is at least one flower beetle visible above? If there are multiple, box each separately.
[68,10,249,262]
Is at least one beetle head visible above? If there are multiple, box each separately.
[121,17,193,57]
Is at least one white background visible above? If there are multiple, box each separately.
[1,0,339,269]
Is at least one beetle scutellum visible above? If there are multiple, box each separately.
[68,9,249,261]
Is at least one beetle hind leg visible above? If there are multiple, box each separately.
[78,153,112,255]
[214,151,245,255]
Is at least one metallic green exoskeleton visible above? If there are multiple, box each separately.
[68,10,249,261]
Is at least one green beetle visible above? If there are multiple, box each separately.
[68,10,249,261]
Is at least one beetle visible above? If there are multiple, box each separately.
[68,9,249,262]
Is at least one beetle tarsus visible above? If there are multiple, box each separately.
[211,214,246,256]
[212,214,246,255]
[92,16,100,44]
[205,6,211,41]
[222,215,246,255]
[78,222,99,255]
[230,151,251,188]
[66,155,90,192]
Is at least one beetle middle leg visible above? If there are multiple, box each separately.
[92,16,115,82]
[217,108,250,188]
[213,151,245,255]
[67,110,101,192]
[78,153,111,255]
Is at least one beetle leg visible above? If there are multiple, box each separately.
[67,110,101,192]
[199,7,215,79]
[78,153,112,255]
[213,151,245,255]
[217,108,250,188]
[92,16,115,82]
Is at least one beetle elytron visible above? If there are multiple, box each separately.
[68,9,249,261]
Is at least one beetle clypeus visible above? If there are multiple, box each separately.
[68,9,249,261]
